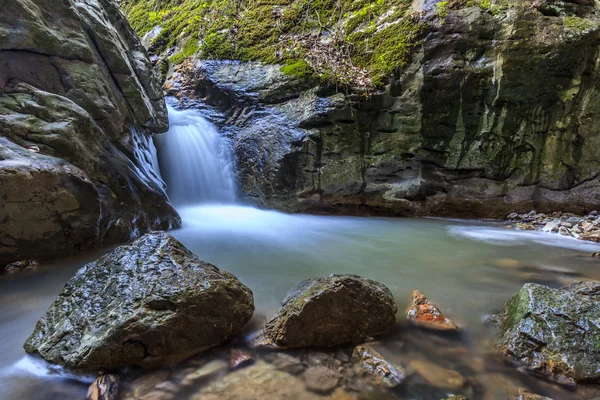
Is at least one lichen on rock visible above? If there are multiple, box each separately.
[24,232,255,372]
[496,282,600,384]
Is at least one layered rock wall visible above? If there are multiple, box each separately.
[165,1,600,218]
[0,0,180,265]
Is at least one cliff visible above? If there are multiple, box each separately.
[0,0,180,266]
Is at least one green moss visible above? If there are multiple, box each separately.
[169,38,199,64]
[564,16,597,32]
[120,0,426,86]
[280,60,314,79]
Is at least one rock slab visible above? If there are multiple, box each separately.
[24,232,254,371]
[263,274,397,348]
[496,283,600,383]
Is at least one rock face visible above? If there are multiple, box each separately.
[163,0,600,218]
[24,232,254,371]
[496,282,600,383]
[0,0,180,266]
[262,274,397,348]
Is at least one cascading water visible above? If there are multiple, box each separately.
[154,105,237,205]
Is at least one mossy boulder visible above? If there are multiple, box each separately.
[24,232,254,372]
[263,274,397,348]
[0,0,179,266]
[496,282,600,384]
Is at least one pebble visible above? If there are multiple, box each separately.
[408,360,466,390]
[304,366,342,394]
[181,360,227,386]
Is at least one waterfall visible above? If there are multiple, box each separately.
[154,105,237,205]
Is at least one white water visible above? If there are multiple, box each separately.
[154,106,237,205]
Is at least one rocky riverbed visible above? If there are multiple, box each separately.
[17,229,600,400]
[507,210,600,243]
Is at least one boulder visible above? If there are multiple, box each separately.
[263,274,397,348]
[24,232,254,371]
[0,0,179,266]
[406,290,459,332]
[496,283,600,383]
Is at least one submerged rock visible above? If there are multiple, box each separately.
[407,360,466,391]
[191,360,352,400]
[304,366,342,394]
[352,344,405,388]
[87,374,119,400]
[496,283,600,383]
[228,349,255,370]
[262,274,397,348]
[24,232,254,371]
[406,290,459,332]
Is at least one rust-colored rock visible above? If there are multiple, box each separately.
[405,290,459,332]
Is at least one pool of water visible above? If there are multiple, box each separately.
[2,205,600,399]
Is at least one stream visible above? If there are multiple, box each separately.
[2,106,600,399]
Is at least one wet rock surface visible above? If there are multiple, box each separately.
[406,289,459,331]
[24,232,254,371]
[496,282,600,383]
[0,0,179,267]
[164,0,600,219]
[352,345,405,388]
[262,274,397,348]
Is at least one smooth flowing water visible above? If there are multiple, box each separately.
[2,107,600,399]
[154,105,237,205]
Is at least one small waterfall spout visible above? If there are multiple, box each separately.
[155,106,237,205]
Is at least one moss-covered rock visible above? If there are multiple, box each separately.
[262,274,397,348]
[0,0,180,266]
[496,283,600,384]
[24,232,254,372]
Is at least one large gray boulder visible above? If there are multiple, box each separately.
[0,0,179,266]
[496,282,600,383]
[263,274,397,348]
[24,232,254,372]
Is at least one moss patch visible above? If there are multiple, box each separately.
[119,0,430,86]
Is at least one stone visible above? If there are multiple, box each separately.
[496,283,600,383]
[228,349,255,370]
[263,352,305,375]
[406,289,459,332]
[541,221,559,233]
[304,366,342,394]
[181,360,228,386]
[263,274,397,348]
[191,361,339,400]
[352,345,405,388]
[516,223,536,231]
[0,0,178,266]
[24,232,254,371]
[580,231,600,242]
[407,360,466,391]
[513,391,553,400]
[3,259,39,274]
[87,374,119,400]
